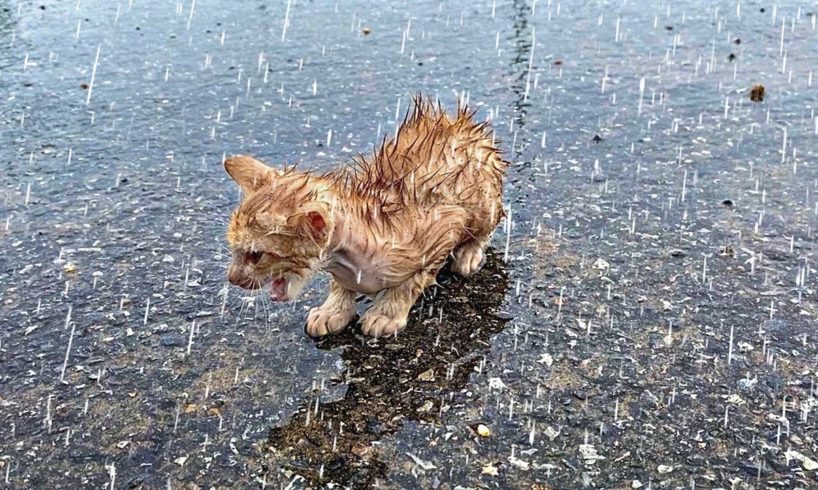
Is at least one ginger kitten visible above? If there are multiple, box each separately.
[224,97,507,337]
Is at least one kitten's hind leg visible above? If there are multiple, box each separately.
[306,280,357,337]
[360,270,436,337]
[451,237,488,276]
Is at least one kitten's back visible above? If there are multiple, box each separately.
[336,98,506,211]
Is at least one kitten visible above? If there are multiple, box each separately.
[224,97,507,337]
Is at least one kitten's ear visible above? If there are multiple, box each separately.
[298,210,327,243]
[224,155,278,194]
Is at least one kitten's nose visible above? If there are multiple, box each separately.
[228,270,260,290]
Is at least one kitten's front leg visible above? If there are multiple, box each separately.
[359,270,436,337]
[306,280,357,337]
[357,205,466,337]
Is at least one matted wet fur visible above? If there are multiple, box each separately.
[224,96,507,337]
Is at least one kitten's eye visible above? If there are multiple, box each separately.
[245,250,264,264]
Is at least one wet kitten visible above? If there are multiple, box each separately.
[224,97,507,337]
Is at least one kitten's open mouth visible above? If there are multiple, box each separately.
[270,277,289,301]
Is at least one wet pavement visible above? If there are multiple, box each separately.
[1,0,817,488]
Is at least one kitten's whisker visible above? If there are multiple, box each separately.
[257,285,271,329]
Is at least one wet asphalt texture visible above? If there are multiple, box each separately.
[1,0,817,489]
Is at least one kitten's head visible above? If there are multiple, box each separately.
[224,155,331,301]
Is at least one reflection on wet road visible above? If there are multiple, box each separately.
[267,252,508,487]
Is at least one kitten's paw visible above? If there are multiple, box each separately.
[452,242,486,276]
[306,306,355,337]
[359,312,407,338]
